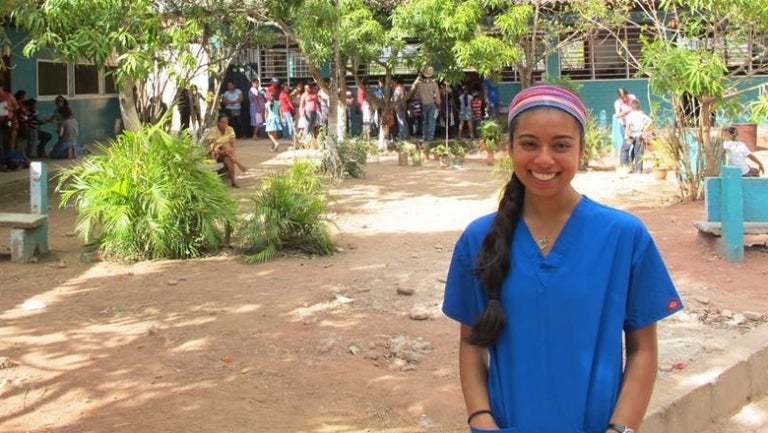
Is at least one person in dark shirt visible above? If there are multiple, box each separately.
[24,98,52,158]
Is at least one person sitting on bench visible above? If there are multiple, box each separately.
[207,114,247,188]
[723,126,765,177]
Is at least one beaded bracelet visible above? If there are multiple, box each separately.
[467,409,493,425]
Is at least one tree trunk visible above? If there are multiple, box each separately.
[377,122,388,151]
[118,77,141,132]
[520,67,533,89]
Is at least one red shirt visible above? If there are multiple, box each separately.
[279,91,293,114]
[357,87,366,109]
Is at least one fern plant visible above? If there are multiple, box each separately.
[236,161,336,263]
[57,124,238,261]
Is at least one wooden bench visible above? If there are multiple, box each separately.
[693,165,768,262]
[0,162,50,263]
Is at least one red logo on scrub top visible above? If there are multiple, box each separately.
[667,299,680,311]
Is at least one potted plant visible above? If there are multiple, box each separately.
[396,141,416,166]
[432,144,453,168]
[478,119,503,165]
[410,146,423,167]
[645,150,672,180]
[451,143,466,168]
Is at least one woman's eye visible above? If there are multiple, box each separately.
[554,142,573,152]
[518,141,537,150]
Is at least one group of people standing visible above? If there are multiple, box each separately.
[0,80,80,171]
[365,70,500,146]
[216,78,329,152]
[212,68,503,155]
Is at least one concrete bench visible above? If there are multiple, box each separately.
[0,162,50,263]
[693,165,768,262]
[0,213,49,262]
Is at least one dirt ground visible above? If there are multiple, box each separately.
[1,140,767,433]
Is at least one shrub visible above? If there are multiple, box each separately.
[583,113,612,169]
[337,136,369,178]
[57,125,238,261]
[320,135,370,179]
[236,161,336,263]
[478,119,503,152]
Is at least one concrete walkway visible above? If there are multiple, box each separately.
[644,322,768,433]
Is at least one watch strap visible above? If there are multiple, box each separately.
[607,423,634,433]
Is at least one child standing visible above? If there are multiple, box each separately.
[723,126,765,177]
[24,98,52,158]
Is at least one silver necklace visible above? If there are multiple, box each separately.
[537,235,550,250]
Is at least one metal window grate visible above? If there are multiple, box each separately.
[233,47,313,85]
[560,27,646,80]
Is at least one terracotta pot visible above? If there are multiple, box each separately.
[652,168,668,180]
[398,152,408,166]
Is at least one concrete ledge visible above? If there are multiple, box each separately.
[693,221,768,237]
[644,322,768,432]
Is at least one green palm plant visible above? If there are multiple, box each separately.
[57,124,238,261]
[236,161,336,263]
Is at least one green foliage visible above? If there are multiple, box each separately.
[542,74,583,95]
[338,136,369,178]
[396,141,418,154]
[236,162,336,264]
[640,40,727,101]
[321,136,370,179]
[57,125,238,262]
[451,143,467,158]
[492,154,514,180]
[583,113,611,168]
[633,0,768,199]
[478,119,503,152]
[12,0,273,131]
[392,0,487,82]
[432,144,453,157]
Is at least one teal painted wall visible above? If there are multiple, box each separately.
[495,79,648,123]
[5,27,121,146]
[496,76,768,128]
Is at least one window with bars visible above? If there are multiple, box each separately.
[74,64,100,95]
[499,65,546,83]
[38,60,119,98]
[37,61,69,97]
[560,27,645,80]
[236,47,313,84]
[368,45,420,76]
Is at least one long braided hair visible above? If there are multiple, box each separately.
[469,85,587,347]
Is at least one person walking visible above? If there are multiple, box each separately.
[442,84,682,433]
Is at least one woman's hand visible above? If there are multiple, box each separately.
[468,411,499,430]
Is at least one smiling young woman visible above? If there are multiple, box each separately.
[442,84,683,433]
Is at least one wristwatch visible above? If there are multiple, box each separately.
[607,423,635,433]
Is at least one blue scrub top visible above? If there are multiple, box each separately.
[443,196,683,433]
